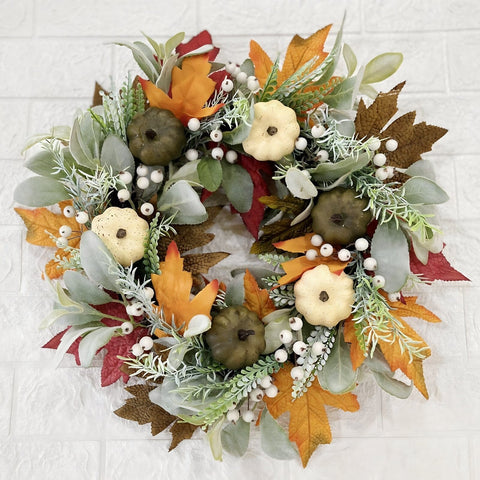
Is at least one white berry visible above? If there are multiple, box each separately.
[373,153,387,167]
[375,167,389,181]
[221,78,234,92]
[56,237,68,248]
[144,286,155,299]
[388,292,401,302]
[259,375,272,389]
[136,176,150,189]
[264,385,278,398]
[117,188,131,202]
[118,170,133,184]
[385,166,395,178]
[311,234,323,246]
[246,76,260,92]
[296,357,305,365]
[225,62,236,74]
[320,243,333,257]
[139,336,154,351]
[210,129,223,142]
[226,409,240,423]
[316,150,329,162]
[236,71,248,84]
[368,137,381,151]
[211,147,224,160]
[355,237,369,251]
[150,170,164,184]
[311,124,326,138]
[63,206,75,218]
[187,118,200,131]
[225,150,238,164]
[185,149,199,161]
[274,349,288,363]
[121,322,133,335]
[140,203,154,216]
[293,341,307,356]
[249,388,264,402]
[131,343,144,357]
[306,248,318,261]
[289,317,303,331]
[373,275,386,288]
[136,164,149,177]
[311,342,326,356]
[75,211,89,224]
[279,330,293,344]
[337,248,351,262]
[59,225,72,238]
[126,302,144,316]
[385,139,398,151]
[363,257,378,271]
[241,410,255,423]
[295,137,308,150]
[290,366,304,380]
[232,66,241,77]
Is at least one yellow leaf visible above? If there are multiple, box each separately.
[274,233,316,253]
[140,54,223,125]
[265,363,359,467]
[15,201,80,248]
[387,295,441,323]
[243,269,276,319]
[44,248,72,280]
[378,316,430,399]
[151,241,219,335]
[343,317,366,371]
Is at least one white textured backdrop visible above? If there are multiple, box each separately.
[1,1,480,479]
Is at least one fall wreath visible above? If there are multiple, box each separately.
[14,21,468,467]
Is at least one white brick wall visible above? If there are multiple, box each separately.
[2,0,479,478]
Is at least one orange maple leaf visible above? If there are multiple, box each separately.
[44,249,73,280]
[343,317,367,371]
[386,295,441,323]
[151,241,219,336]
[243,269,276,319]
[249,26,331,88]
[265,363,359,467]
[139,54,223,125]
[274,233,348,285]
[15,201,81,249]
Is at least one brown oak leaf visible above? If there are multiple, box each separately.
[114,384,198,449]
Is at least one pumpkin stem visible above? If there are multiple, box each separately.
[319,290,329,302]
[266,126,278,136]
[145,129,157,140]
[330,213,344,225]
[237,329,255,341]
[116,228,127,238]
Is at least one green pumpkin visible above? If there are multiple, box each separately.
[205,306,266,370]
[311,187,372,245]
[127,107,186,166]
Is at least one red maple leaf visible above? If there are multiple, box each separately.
[410,247,469,282]
[176,30,219,61]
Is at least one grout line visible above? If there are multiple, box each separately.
[99,439,106,480]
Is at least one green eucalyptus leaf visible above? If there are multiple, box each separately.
[166,159,201,187]
[404,160,435,179]
[24,149,63,178]
[262,309,292,354]
[56,313,103,327]
[22,125,71,153]
[158,180,208,224]
[221,162,253,213]
[165,32,185,56]
[14,177,70,207]
[54,323,100,367]
[365,350,413,399]
[69,113,103,170]
[362,52,403,84]
[207,418,225,461]
[80,231,122,292]
[225,272,245,306]
[403,176,449,205]
[370,222,410,293]
[221,419,250,457]
[343,43,357,76]
[63,270,113,305]
[318,333,357,394]
[260,409,298,459]
[100,134,134,174]
[78,326,118,367]
[359,83,378,99]
[116,41,159,82]
[222,102,254,145]
[309,152,371,182]
[240,58,255,77]
[40,308,75,329]
[197,157,223,192]
[155,54,178,92]
[323,73,362,110]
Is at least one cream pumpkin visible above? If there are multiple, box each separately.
[91,207,149,267]
[242,100,300,161]
[294,264,354,328]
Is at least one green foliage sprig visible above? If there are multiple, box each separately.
[143,212,176,275]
